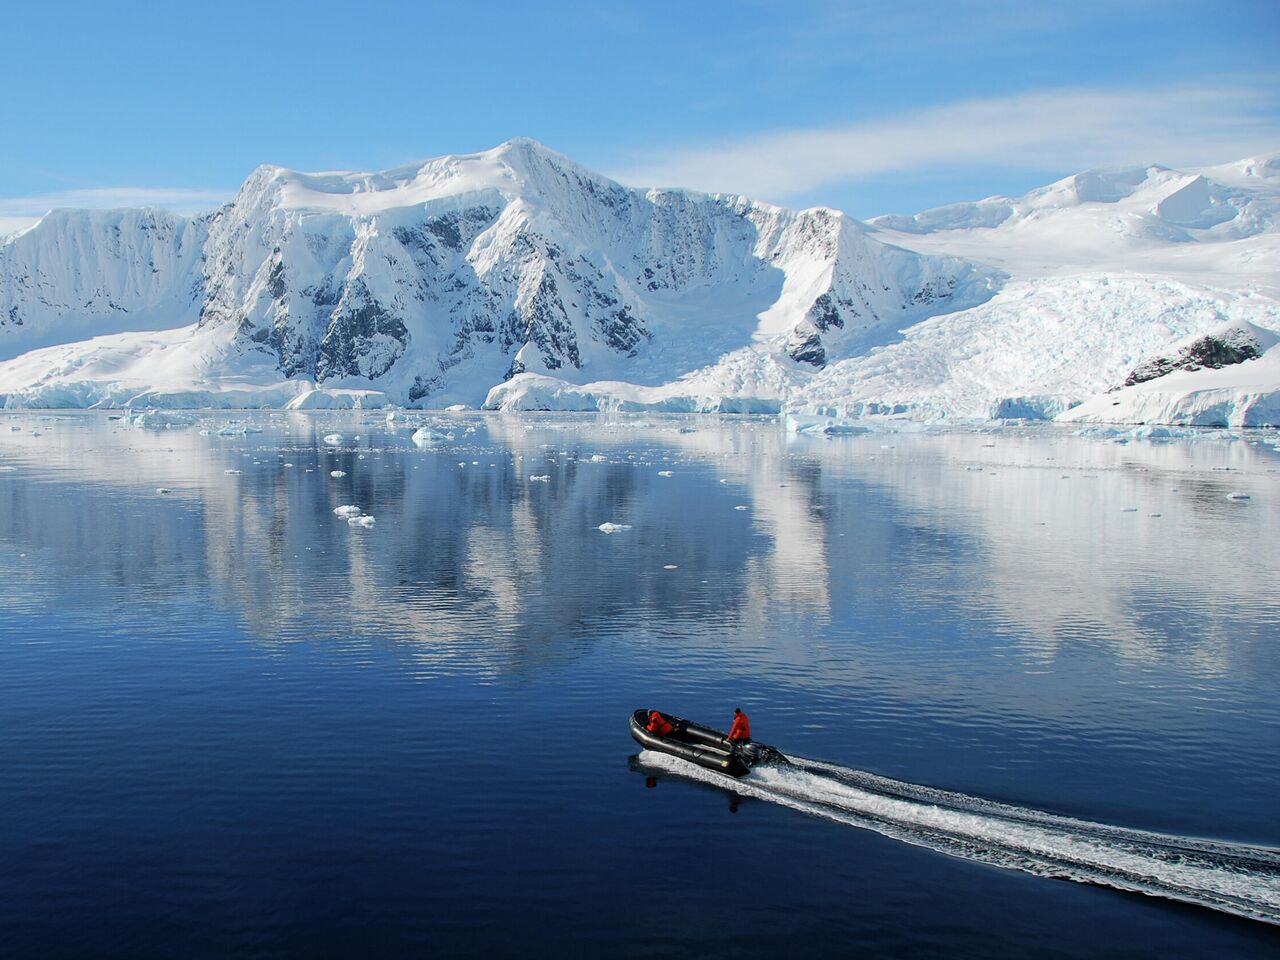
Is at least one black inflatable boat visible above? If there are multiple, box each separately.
[630,709,788,778]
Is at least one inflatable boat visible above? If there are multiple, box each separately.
[630,709,788,778]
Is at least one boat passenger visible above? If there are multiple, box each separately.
[646,710,674,737]
[727,707,751,744]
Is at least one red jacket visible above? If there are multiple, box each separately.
[728,711,751,742]
[647,711,674,737]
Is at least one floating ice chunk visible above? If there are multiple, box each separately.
[224,469,241,475]
[1226,491,1251,501]
[964,465,983,471]
[785,415,871,436]
[155,487,172,494]
[528,475,551,482]
[718,478,730,484]
[734,505,749,511]
[284,463,293,468]
[411,427,448,447]
[217,422,248,436]
[133,410,198,430]
[333,505,362,518]
[330,470,347,478]
[658,470,673,477]
[323,433,344,445]
[348,515,376,527]
[598,522,632,533]
[663,564,678,570]
[445,404,468,412]
[588,454,607,463]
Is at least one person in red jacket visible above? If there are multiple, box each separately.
[646,710,674,737]
[727,707,751,744]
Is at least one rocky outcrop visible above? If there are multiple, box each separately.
[1122,324,1267,387]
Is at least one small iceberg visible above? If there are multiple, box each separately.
[528,475,551,482]
[658,470,674,477]
[785,415,871,436]
[411,427,449,447]
[333,505,362,518]
[323,433,344,445]
[155,487,172,494]
[1226,491,1251,501]
[348,515,376,528]
[598,522,632,533]
[133,410,199,430]
[330,470,347,478]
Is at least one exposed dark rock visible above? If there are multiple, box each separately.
[910,276,958,305]
[1123,328,1264,387]
[266,258,286,300]
[788,322,826,367]
[807,292,850,332]
[316,285,409,381]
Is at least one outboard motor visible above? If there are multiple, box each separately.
[734,741,789,768]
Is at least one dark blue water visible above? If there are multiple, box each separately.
[1,411,1278,958]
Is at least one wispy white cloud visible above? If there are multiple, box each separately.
[608,85,1280,203]
[0,186,230,235]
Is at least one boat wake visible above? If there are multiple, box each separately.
[637,750,1280,926]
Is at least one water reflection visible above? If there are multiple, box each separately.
[1,412,1277,694]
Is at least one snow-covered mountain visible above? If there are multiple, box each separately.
[0,139,989,409]
[783,152,1280,424]
[2,141,1278,424]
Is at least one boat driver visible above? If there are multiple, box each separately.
[646,710,674,737]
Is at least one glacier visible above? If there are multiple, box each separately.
[2,139,1279,424]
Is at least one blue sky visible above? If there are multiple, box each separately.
[2,0,1278,229]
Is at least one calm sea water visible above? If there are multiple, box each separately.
[1,411,1278,958]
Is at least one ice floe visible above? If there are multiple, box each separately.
[597,522,632,533]
[132,410,199,430]
[333,505,362,518]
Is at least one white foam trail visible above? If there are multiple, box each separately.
[638,751,1280,925]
